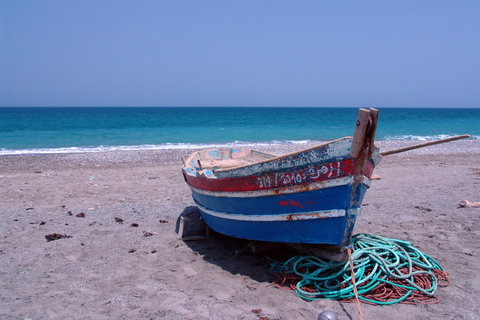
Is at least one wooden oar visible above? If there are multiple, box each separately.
[379,134,471,156]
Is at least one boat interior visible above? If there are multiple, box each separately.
[185,149,277,172]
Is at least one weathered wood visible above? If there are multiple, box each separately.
[367,108,379,158]
[215,137,351,173]
[350,108,371,159]
[346,108,376,246]
[380,134,471,156]
[178,215,211,241]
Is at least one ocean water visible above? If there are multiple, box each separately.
[0,107,479,155]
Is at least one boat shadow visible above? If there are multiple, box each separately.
[175,206,298,283]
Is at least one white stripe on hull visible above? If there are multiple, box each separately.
[195,201,352,221]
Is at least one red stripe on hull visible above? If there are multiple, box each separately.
[184,158,374,192]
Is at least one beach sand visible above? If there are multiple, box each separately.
[1,140,479,319]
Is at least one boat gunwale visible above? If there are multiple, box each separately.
[182,136,353,175]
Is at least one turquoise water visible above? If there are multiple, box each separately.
[0,107,479,155]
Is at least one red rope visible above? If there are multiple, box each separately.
[272,265,450,305]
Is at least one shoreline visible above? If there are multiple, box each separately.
[1,137,479,157]
[1,142,480,319]
[1,139,479,170]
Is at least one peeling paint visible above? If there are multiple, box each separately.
[181,113,378,246]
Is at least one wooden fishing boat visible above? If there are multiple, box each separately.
[182,108,381,252]
[182,107,471,259]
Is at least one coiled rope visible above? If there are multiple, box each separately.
[269,233,449,304]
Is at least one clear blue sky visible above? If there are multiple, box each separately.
[1,1,479,107]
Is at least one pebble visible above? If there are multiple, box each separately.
[0,140,478,172]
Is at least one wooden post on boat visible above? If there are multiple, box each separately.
[350,108,371,159]
[343,108,379,247]
[367,108,379,158]
[350,107,379,159]
[350,108,377,202]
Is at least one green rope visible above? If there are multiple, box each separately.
[269,233,445,304]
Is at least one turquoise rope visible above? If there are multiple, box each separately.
[269,233,444,304]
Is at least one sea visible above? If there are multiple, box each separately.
[0,107,479,155]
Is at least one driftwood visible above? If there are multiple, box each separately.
[459,200,480,208]
[380,134,471,156]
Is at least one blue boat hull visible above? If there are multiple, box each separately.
[191,180,369,245]
[200,211,348,245]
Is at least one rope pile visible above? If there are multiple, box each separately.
[269,234,449,304]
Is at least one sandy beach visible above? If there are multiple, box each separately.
[1,140,479,320]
